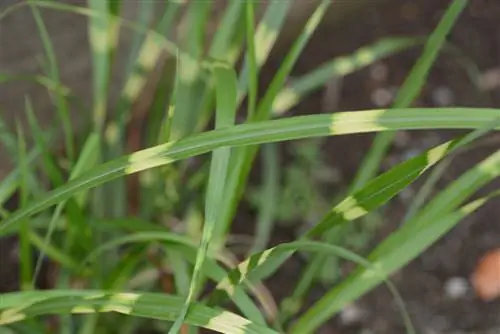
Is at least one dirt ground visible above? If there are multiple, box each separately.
[2,0,500,333]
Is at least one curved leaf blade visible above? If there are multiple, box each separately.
[2,108,500,233]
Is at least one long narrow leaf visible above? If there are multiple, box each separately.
[351,0,468,191]
[170,65,238,333]
[292,149,500,333]
[2,108,500,233]
[0,290,277,334]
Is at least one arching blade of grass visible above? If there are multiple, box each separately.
[0,113,17,156]
[291,149,500,333]
[237,0,291,101]
[87,0,120,134]
[16,124,33,290]
[191,0,248,136]
[79,231,265,325]
[280,118,500,320]
[0,290,278,334]
[351,0,468,191]
[0,74,72,98]
[208,1,246,61]
[245,0,257,119]
[272,37,422,115]
[208,240,414,334]
[124,1,155,76]
[170,0,213,140]
[170,64,238,333]
[403,118,500,223]
[0,149,39,208]
[28,0,74,162]
[117,1,181,128]
[32,132,100,285]
[213,0,332,250]
[2,1,179,66]
[203,120,498,308]
[249,144,279,255]
[1,108,500,234]
[206,138,454,303]
[24,98,65,187]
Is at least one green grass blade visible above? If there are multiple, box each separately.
[208,140,456,296]
[208,1,245,61]
[237,0,291,100]
[245,0,258,119]
[24,98,65,187]
[250,144,278,254]
[169,1,212,141]
[213,0,331,250]
[15,123,33,290]
[256,0,330,121]
[171,65,238,333]
[0,113,17,156]
[32,133,100,284]
[124,1,155,75]
[206,120,498,318]
[28,0,74,161]
[2,108,500,233]
[351,0,468,191]
[27,230,82,273]
[0,290,278,334]
[283,118,500,320]
[0,74,72,98]
[272,37,422,114]
[209,240,414,334]
[403,118,500,222]
[87,0,114,134]
[80,232,265,325]
[291,149,500,333]
[189,0,247,140]
[0,150,39,208]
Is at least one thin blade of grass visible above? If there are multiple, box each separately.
[27,230,82,273]
[0,114,17,156]
[124,1,155,76]
[207,138,457,306]
[213,0,331,250]
[0,290,278,334]
[170,64,238,333]
[403,118,500,222]
[24,98,65,187]
[351,0,468,191]
[32,133,100,285]
[79,231,265,325]
[2,108,500,233]
[169,1,212,141]
[209,240,414,334]
[245,0,258,119]
[283,117,500,319]
[272,37,422,115]
[204,119,499,314]
[249,144,278,255]
[190,0,247,139]
[292,149,500,333]
[15,123,33,291]
[208,1,246,61]
[28,0,74,162]
[237,0,291,101]
[0,149,39,208]
[87,0,113,134]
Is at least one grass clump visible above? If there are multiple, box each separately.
[1,0,499,333]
